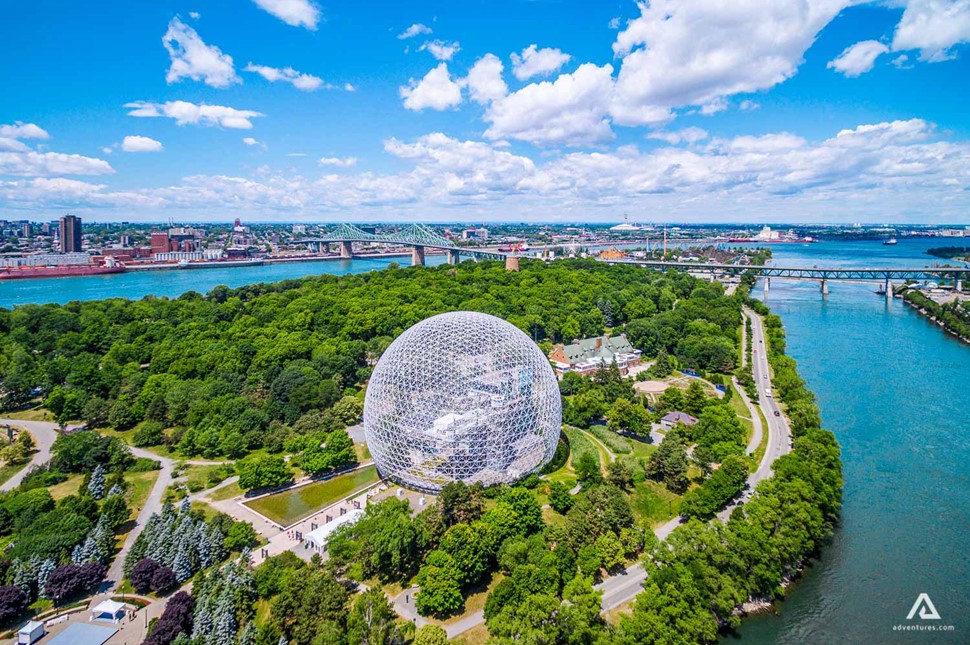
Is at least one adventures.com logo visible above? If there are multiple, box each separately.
[893,594,956,633]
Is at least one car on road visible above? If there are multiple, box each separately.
[765,388,773,397]
[774,410,781,417]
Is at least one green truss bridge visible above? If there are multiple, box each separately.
[305,223,508,265]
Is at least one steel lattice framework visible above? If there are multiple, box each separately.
[314,223,457,248]
[364,311,562,492]
[601,258,970,281]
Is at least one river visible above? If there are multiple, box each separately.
[0,254,447,309]
[1,238,966,642]
[733,238,969,643]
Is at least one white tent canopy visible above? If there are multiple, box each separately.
[90,599,127,623]
[305,509,364,553]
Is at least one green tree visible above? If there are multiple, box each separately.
[415,550,463,617]
[607,397,650,435]
[346,587,404,645]
[413,625,448,645]
[237,454,293,491]
[548,481,574,515]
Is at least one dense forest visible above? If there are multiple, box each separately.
[925,245,970,260]
[0,260,740,464]
[902,289,970,342]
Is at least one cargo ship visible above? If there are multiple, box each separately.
[0,258,126,280]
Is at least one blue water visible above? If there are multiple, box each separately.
[733,238,970,643]
[0,254,446,309]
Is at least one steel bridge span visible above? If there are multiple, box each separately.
[601,258,970,299]
[304,223,509,266]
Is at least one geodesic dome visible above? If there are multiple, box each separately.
[364,311,562,492]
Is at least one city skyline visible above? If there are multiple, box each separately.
[2,0,970,223]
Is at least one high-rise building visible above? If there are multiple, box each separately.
[59,215,82,253]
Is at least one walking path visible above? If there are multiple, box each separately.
[0,418,72,492]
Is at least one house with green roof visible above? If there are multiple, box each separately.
[548,334,641,378]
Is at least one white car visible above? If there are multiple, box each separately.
[765,388,773,397]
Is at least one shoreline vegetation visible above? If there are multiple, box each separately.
[901,290,970,344]
[925,246,970,262]
[0,259,841,644]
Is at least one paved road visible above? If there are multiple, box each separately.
[105,444,176,590]
[717,309,793,522]
[0,418,71,492]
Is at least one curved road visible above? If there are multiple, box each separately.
[0,418,74,492]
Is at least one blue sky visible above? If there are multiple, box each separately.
[1,0,969,224]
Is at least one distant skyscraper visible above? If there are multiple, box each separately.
[59,214,82,253]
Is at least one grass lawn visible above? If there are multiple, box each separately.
[48,474,84,500]
[354,442,371,462]
[254,598,273,628]
[451,623,490,644]
[442,574,504,625]
[2,405,50,422]
[605,599,635,625]
[191,500,221,521]
[629,480,681,527]
[207,479,245,502]
[182,463,234,493]
[727,383,755,442]
[125,470,160,520]
[244,465,380,526]
[627,437,657,461]
[562,425,600,468]
[580,429,614,470]
[750,403,770,470]
[0,462,25,487]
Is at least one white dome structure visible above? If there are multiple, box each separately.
[364,311,562,492]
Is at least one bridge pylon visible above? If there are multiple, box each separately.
[340,241,353,258]
[447,249,461,265]
[821,278,829,296]
[411,245,426,266]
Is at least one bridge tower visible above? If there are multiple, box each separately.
[821,279,829,296]
[447,249,461,265]
[411,245,426,266]
[340,241,354,259]
[886,280,893,304]
[958,279,964,292]
[505,256,520,272]
[762,277,770,297]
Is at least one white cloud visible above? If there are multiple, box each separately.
[344,83,356,92]
[244,63,324,90]
[828,40,890,77]
[122,136,164,152]
[189,11,200,19]
[0,138,28,152]
[163,17,238,88]
[399,23,432,39]
[243,137,259,146]
[0,122,50,140]
[0,151,114,176]
[609,17,622,30]
[464,54,508,104]
[286,152,308,157]
[484,63,615,147]
[892,0,970,61]
[125,101,264,129]
[510,44,571,80]
[4,121,969,222]
[611,0,847,126]
[251,0,320,29]
[648,127,709,144]
[739,100,760,111]
[319,156,357,167]
[420,40,461,61]
[102,147,113,154]
[892,54,912,68]
[400,63,463,111]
